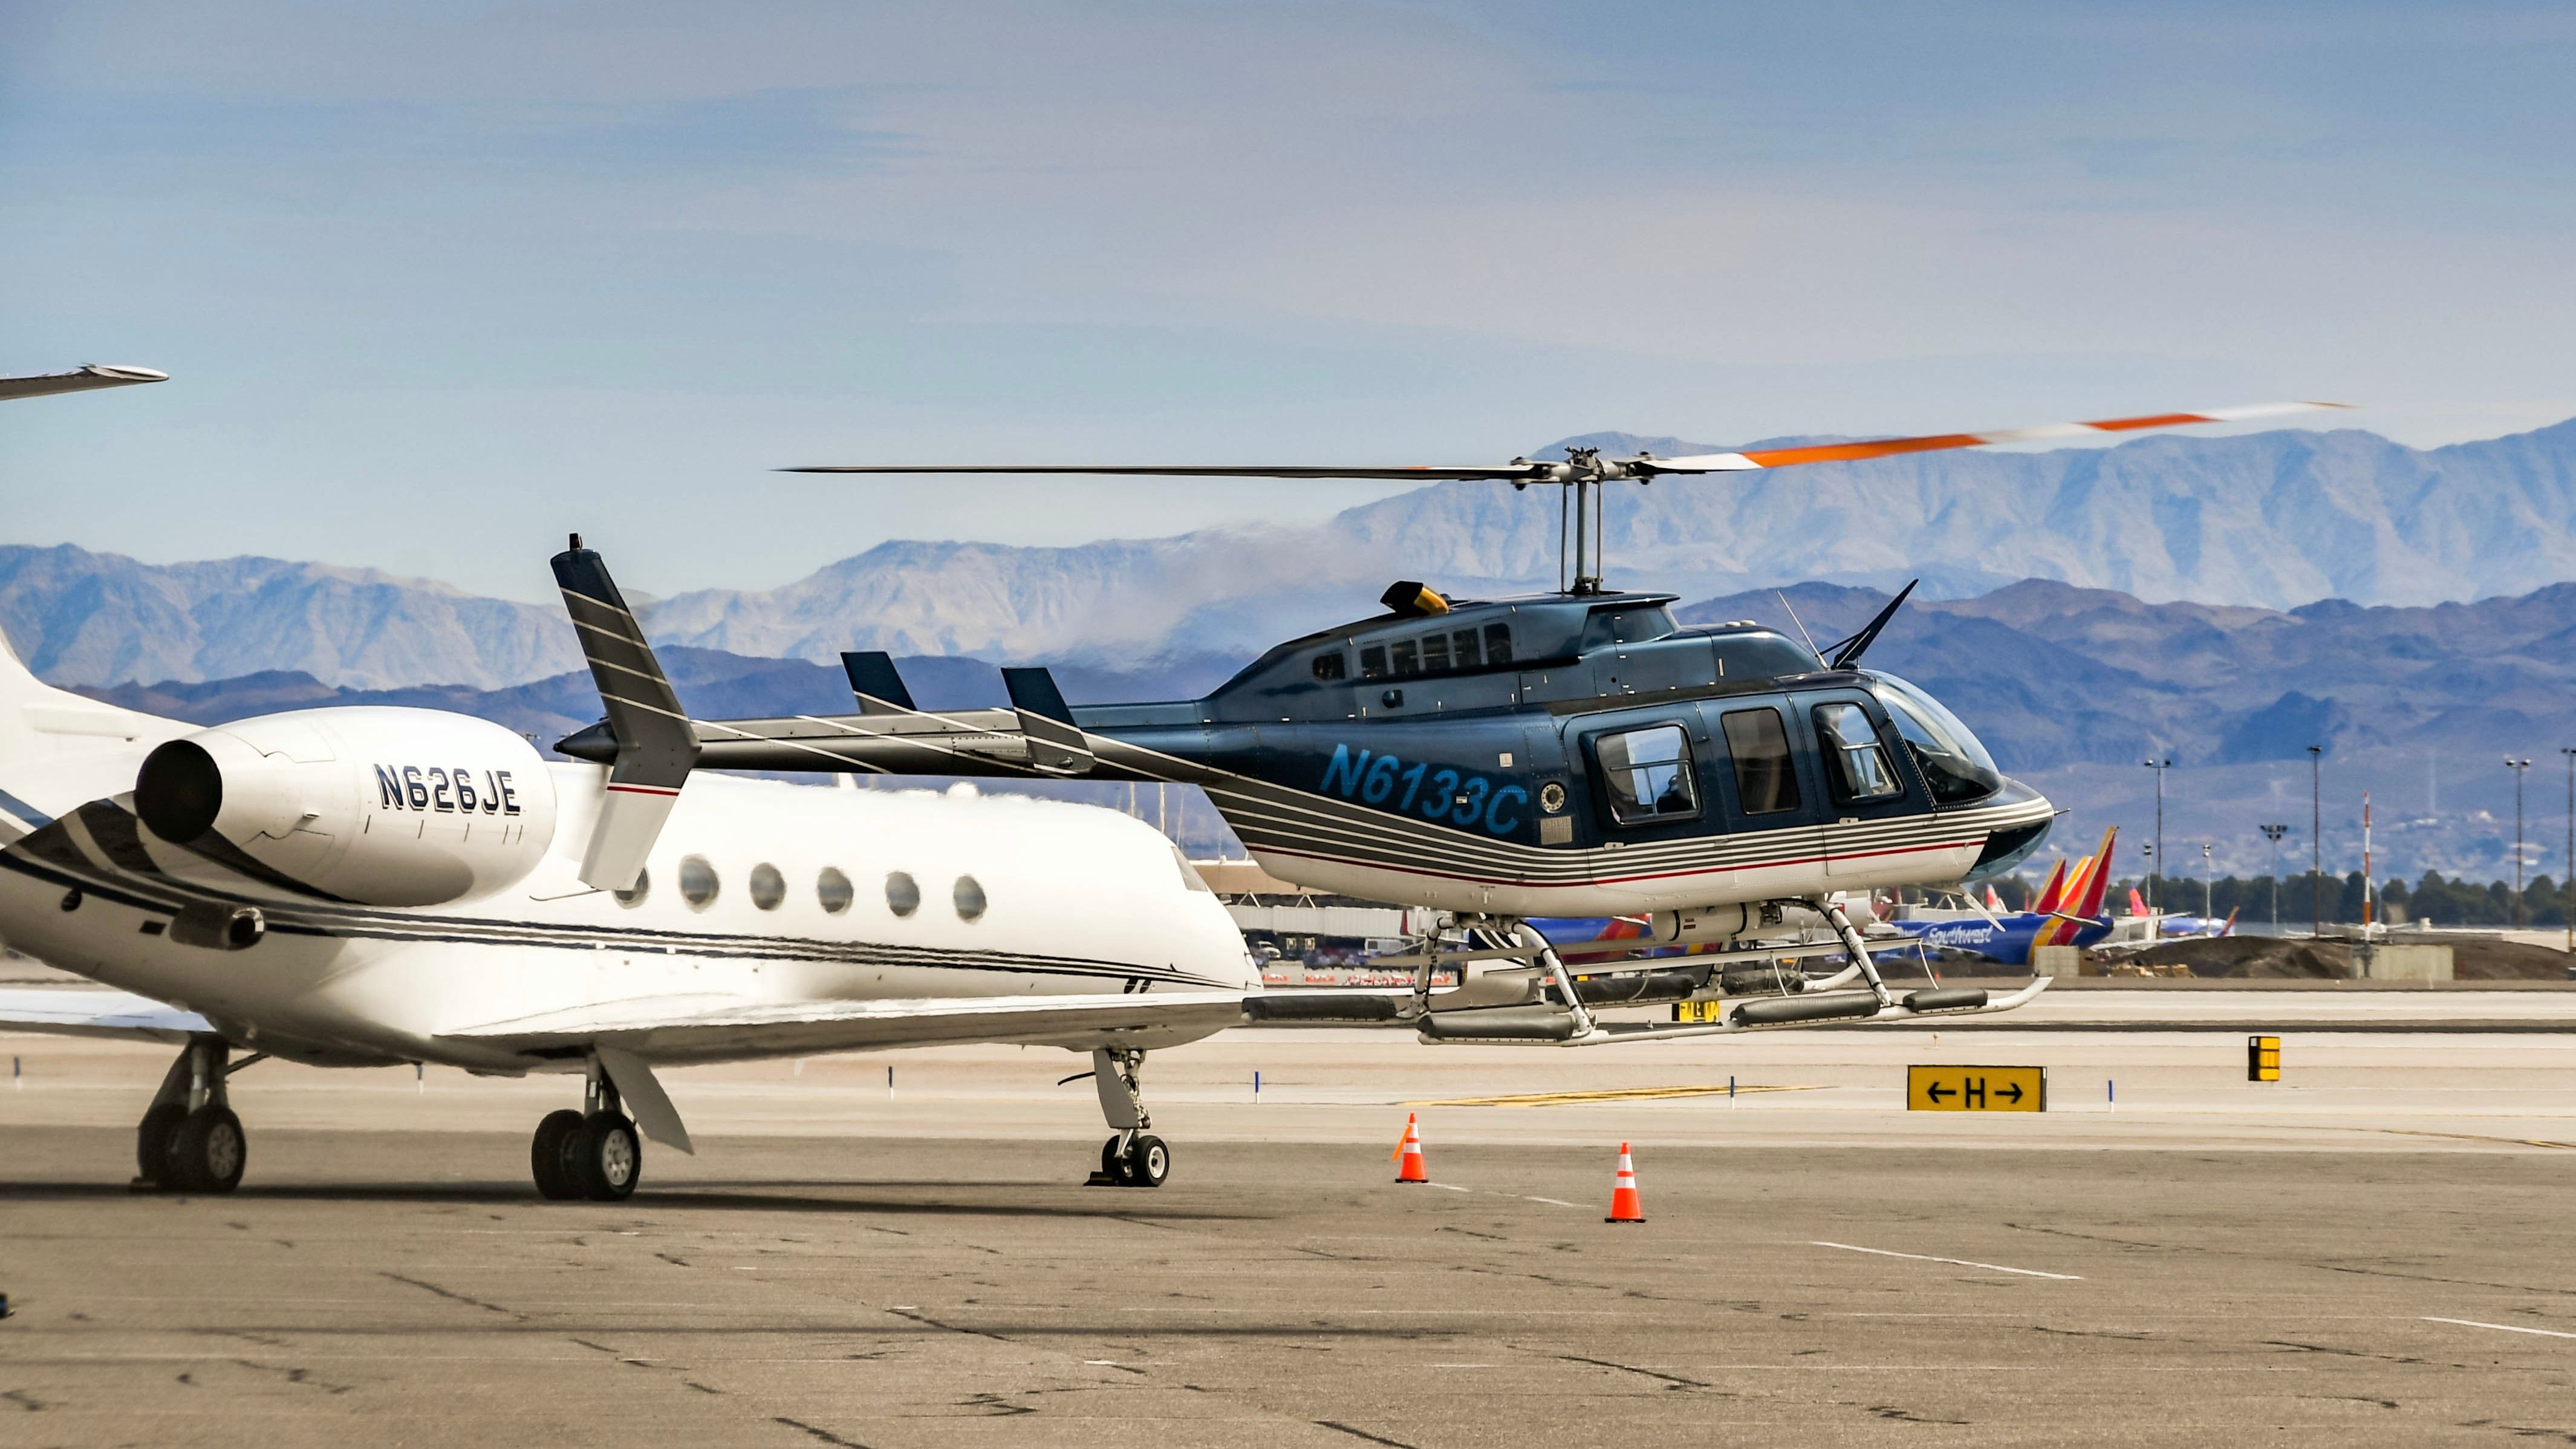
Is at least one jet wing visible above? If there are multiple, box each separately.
[0,986,209,1043]
[438,990,1252,1064]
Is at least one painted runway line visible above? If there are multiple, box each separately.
[1810,1241,2083,1280]
[2424,1317,2576,1340]
[1408,1083,1823,1107]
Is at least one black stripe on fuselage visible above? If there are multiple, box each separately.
[3,807,1237,989]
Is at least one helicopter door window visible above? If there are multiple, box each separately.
[1484,623,1512,665]
[1359,645,1388,679]
[1720,708,1803,815]
[1420,632,1450,672]
[1390,639,1420,677]
[1593,724,1700,825]
[1312,650,1346,682]
[1452,628,1481,669]
[1813,702,1902,802]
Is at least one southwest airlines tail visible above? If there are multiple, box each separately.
[2030,826,2116,949]
[2029,858,2071,916]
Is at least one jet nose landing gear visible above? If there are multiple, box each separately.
[1085,1048,1172,1188]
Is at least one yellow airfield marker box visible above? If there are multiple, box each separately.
[1907,1065,2045,1112]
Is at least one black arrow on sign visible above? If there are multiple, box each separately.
[1997,1082,2024,1104]
[1925,1082,1954,1103]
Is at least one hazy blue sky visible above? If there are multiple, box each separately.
[5,1,2572,601]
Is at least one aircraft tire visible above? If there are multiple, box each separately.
[167,1107,246,1194]
[1099,1136,1124,1182]
[575,1113,641,1202]
[1123,1134,1169,1188]
[136,1102,187,1184]
[530,1110,587,1199]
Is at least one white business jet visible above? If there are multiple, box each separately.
[0,539,1257,1199]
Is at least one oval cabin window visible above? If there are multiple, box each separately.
[749,862,785,911]
[677,856,720,910]
[885,871,921,917]
[954,874,987,922]
[614,867,649,909]
[816,866,854,914]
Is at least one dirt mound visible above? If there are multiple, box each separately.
[2120,935,2572,980]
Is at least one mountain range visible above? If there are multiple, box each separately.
[10,415,2576,689]
[61,573,2576,882]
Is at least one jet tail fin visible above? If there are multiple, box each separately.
[2076,827,2117,919]
[551,536,700,891]
[2029,858,2070,916]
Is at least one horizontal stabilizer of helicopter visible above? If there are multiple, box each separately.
[1001,666,1094,775]
[841,651,918,715]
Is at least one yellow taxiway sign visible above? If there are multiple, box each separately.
[1907,1064,2045,1112]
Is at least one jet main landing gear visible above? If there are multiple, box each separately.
[531,1060,642,1202]
[1086,1047,1171,1188]
[133,1036,262,1194]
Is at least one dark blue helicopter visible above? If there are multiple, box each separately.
[551,401,2332,1035]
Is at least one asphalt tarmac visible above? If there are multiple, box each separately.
[4,1000,2575,1447]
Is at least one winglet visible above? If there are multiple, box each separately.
[840,651,918,715]
[1001,666,1093,775]
[551,535,700,891]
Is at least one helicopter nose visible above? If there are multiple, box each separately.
[1965,775,2055,881]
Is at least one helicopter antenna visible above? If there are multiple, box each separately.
[1775,589,1823,663]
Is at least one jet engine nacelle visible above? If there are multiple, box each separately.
[133,706,558,907]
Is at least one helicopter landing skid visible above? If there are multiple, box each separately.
[1562,976,2055,1046]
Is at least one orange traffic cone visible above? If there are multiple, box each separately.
[1605,1142,1644,1223]
[1393,1112,1428,1184]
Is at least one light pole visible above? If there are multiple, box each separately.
[2142,757,2173,914]
[2260,823,2289,927]
[2202,841,2213,922]
[2507,757,2532,928]
[2563,747,2575,952]
[2308,744,2323,936]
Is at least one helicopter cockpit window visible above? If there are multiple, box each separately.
[1359,644,1388,679]
[1593,723,1700,825]
[1421,632,1450,672]
[1390,639,1419,677]
[1312,650,1346,682]
[1452,628,1482,669]
[1869,672,2002,805]
[1484,623,1512,665]
[1813,702,1902,802]
[1720,707,1803,815]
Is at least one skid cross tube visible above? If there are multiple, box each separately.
[1821,897,1893,1008]
[1518,922,1601,1039]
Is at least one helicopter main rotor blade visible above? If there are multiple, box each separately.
[1638,400,2350,474]
[781,401,2349,482]
[781,462,1551,481]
